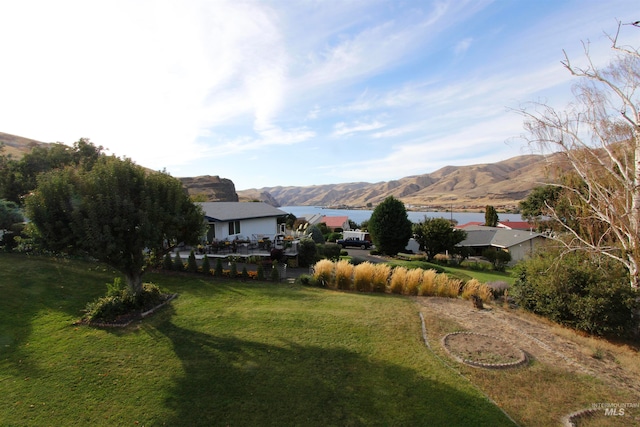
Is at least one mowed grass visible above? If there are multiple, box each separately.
[0,253,515,426]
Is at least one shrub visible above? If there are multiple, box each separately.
[486,281,509,298]
[389,266,407,294]
[313,259,334,288]
[482,248,512,272]
[371,263,391,292]
[405,268,423,295]
[295,274,318,287]
[512,250,639,337]
[214,258,224,277]
[162,252,173,270]
[320,243,342,261]
[461,279,493,303]
[270,262,280,281]
[201,255,211,275]
[297,238,318,267]
[230,261,238,278]
[173,253,184,271]
[334,259,354,290]
[241,266,249,280]
[435,274,461,298]
[419,269,438,296]
[256,263,265,280]
[187,250,198,273]
[433,254,450,265]
[84,281,165,322]
[353,262,375,292]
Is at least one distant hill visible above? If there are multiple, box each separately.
[3,131,561,209]
[0,132,52,158]
[237,154,564,211]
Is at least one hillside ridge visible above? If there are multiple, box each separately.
[2,131,558,209]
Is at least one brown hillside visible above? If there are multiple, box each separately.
[0,132,51,158]
[237,154,565,210]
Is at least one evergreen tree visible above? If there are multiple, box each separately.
[201,254,211,274]
[368,196,412,255]
[484,205,499,227]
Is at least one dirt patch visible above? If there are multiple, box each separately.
[442,332,526,367]
[414,297,640,396]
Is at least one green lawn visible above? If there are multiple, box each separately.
[0,253,515,426]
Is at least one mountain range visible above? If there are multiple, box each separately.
[2,132,558,210]
[236,154,561,211]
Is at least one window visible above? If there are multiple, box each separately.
[228,220,240,235]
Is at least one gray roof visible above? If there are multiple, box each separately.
[198,202,286,222]
[458,226,544,249]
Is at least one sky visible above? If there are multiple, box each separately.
[1,1,638,190]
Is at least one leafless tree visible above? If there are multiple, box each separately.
[517,21,640,288]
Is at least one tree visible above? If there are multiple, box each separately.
[368,196,412,255]
[484,205,499,227]
[516,22,640,288]
[412,217,467,261]
[482,248,511,271]
[0,199,23,230]
[25,155,205,295]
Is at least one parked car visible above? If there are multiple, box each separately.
[336,238,372,249]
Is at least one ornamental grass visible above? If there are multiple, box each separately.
[389,266,407,294]
[334,260,354,290]
[313,259,334,287]
[419,269,438,296]
[461,278,493,302]
[404,268,423,295]
[372,263,391,293]
[353,262,375,292]
[435,273,461,298]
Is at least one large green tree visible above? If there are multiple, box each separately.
[368,196,412,255]
[412,217,467,261]
[26,155,204,294]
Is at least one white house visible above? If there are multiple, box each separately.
[198,202,287,242]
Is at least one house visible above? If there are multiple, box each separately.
[300,214,351,231]
[322,216,350,231]
[198,202,287,242]
[457,220,534,231]
[457,225,546,264]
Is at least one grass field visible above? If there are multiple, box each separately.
[0,253,515,426]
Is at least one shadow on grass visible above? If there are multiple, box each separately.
[155,313,515,427]
[0,253,115,376]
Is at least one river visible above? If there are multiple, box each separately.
[280,206,524,226]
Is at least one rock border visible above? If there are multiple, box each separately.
[441,331,528,369]
[560,408,598,427]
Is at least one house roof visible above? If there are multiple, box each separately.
[323,216,349,228]
[198,202,286,222]
[497,221,534,231]
[459,226,544,249]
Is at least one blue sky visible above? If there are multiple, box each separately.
[1,1,638,190]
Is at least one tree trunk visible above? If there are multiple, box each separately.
[124,271,144,295]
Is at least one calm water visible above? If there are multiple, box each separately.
[280,206,524,226]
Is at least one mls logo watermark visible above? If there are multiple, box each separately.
[592,402,639,416]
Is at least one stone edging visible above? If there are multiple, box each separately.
[560,408,598,426]
[441,331,528,369]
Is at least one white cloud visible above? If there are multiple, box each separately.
[332,121,386,137]
[454,37,473,55]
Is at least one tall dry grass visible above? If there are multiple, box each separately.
[372,263,391,293]
[461,279,493,302]
[434,274,461,298]
[389,266,408,294]
[404,268,423,295]
[313,259,334,288]
[334,259,354,290]
[353,262,376,292]
[419,269,438,296]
